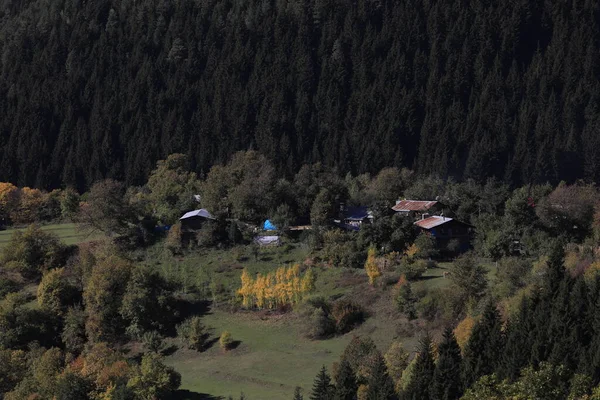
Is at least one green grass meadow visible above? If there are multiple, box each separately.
[0,223,101,248]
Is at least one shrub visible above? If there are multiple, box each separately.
[0,277,21,299]
[165,222,183,254]
[399,259,429,280]
[331,300,365,333]
[2,225,68,280]
[307,307,336,339]
[176,316,208,351]
[142,331,165,353]
[219,331,234,351]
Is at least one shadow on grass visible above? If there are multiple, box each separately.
[415,275,442,281]
[161,344,179,356]
[228,340,242,350]
[172,389,224,399]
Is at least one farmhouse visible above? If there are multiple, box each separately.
[392,200,444,219]
[179,208,215,231]
[414,215,473,254]
[336,205,373,231]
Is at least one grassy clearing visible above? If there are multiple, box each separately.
[0,223,101,248]
[149,243,497,399]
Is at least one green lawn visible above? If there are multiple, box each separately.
[0,223,101,247]
[148,244,497,399]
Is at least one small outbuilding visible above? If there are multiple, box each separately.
[179,209,215,231]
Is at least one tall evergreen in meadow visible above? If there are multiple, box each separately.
[311,366,334,400]
[365,353,396,400]
[402,334,435,400]
[431,328,463,400]
[461,302,504,387]
[333,359,357,400]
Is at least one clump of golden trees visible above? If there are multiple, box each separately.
[238,265,316,309]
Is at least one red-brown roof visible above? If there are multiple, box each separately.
[414,216,453,229]
[392,200,439,212]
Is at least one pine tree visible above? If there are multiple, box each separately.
[431,327,463,400]
[311,366,334,400]
[402,334,436,400]
[294,386,304,400]
[365,353,396,400]
[461,302,504,387]
[333,359,358,400]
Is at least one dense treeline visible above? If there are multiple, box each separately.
[2,0,600,190]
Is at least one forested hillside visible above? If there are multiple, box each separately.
[1,0,599,190]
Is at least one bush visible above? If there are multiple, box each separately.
[165,222,183,254]
[142,331,165,353]
[176,316,208,351]
[331,300,365,333]
[399,259,430,280]
[2,225,68,280]
[219,331,234,351]
[0,277,21,299]
[307,307,336,339]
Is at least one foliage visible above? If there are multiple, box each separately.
[37,267,79,315]
[202,151,277,222]
[145,153,201,224]
[431,327,463,400]
[449,253,488,308]
[0,349,28,394]
[413,232,438,260]
[330,300,365,334]
[60,188,81,220]
[310,365,334,400]
[398,259,430,281]
[77,180,138,238]
[2,224,68,279]
[333,359,358,400]
[237,265,314,309]
[120,267,177,338]
[126,353,181,399]
[365,247,381,285]
[462,302,504,387]
[83,254,133,343]
[536,184,597,241]
[219,331,234,351]
[322,230,364,269]
[176,316,209,351]
[142,331,165,354]
[61,306,87,354]
[395,277,417,320]
[364,352,396,400]
[165,222,183,254]
[402,334,436,400]
[384,341,409,392]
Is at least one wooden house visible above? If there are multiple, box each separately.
[414,215,473,255]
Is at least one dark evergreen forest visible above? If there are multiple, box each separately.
[1,0,599,191]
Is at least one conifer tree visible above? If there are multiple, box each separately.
[431,327,463,400]
[402,334,435,400]
[365,353,396,400]
[461,302,504,387]
[333,359,358,400]
[294,386,304,400]
[311,366,334,400]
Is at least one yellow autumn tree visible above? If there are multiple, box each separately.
[238,268,254,308]
[365,246,381,285]
[0,182,19,222]
[237,265,314,309]
[454,315,477,350]
[13,187,45,224]
[585,260,600,282]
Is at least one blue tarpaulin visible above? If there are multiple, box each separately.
[263,220,277,230]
